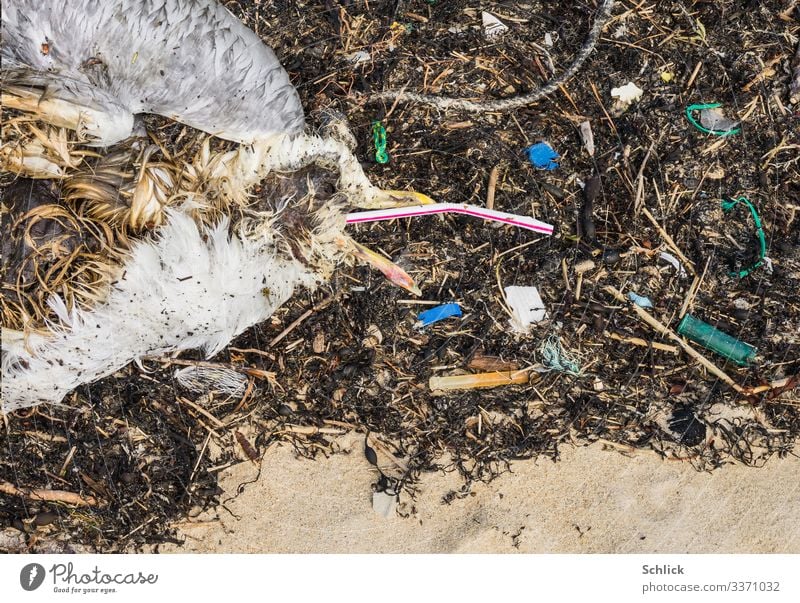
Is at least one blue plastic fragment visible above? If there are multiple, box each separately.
[417,303,462,327]
[627,291,654,309]
[526,142,559,170]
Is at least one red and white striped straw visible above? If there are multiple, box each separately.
[345,203,554,235]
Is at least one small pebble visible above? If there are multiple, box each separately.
[278,404,293,417]
[602,249,621,264]
[34,511,58,527]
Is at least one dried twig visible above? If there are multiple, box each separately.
[0,480,97,507]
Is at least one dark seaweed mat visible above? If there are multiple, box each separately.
[2,0,799,550]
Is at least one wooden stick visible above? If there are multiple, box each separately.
[608,331,679,354]
[0,480,97,507]
[270,294,338,347]
[641,206,696,276]
[604,286,743,393]
[486,164,500,210]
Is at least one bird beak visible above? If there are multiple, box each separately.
[337,237,421,296]
[359,189,436,209]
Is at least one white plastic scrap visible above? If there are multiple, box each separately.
[611,82,644,104]
[658,251,687,278]
[699,107,739,133]
[347,50,371,64]
[579,120,595,156]
[482,12,508,40]
[504,286,547,333]
[372,490,397,518]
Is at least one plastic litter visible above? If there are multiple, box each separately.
[417,302,462,327]
[504,286,547,333]
[482,12,508,40]
[611,82,643,104]
[539,333,581,375]
[685,103,740,136]
[677,314,757,366]
[627,291,654,308]
[721,196,766,278]
[659,251,687,277]
[526,142,559,170]
[372,490,397,518]
[346,203,554,235]
[372,121,389,164]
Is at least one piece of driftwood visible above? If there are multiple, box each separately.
[0,480,97,507]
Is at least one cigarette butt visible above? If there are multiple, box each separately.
[429,370,530,391]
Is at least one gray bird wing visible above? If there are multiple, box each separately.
[1,0,305,144]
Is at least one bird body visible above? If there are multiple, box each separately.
[1,0,304,144]
[0,0,430,412]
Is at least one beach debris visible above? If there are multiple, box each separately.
[175,365,248,396]
[482,12,508,40]
[467,351,519,372]
[235,431,259,463]
[579,120,595,156]
[372,121,389,164]
[659,251,687,277]
[721,196,767,278]
[660,71,674,83]
[526,142,559,171]
[346,203,554,235]
[610,82,643,114]
[539,333,581,376]
[372,490,398,518]
[666,407,707,446]
[604,285,744,393]
[677,314,757,366]
[429,371,530,391]
[364,439,379,466]
[627,291,654,309]
[611,82,643,103]
[544,32,555,47]
[417,302,462,327]
[578,175,600,242]
[347,50,371,64]
[685,103,740,136]
[574,259,596,275]
[504,286,547,333]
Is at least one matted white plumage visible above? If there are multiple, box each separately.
[1,0,431,412]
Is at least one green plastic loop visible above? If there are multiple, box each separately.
[372,121,389,164]
[685,103,741,137]
[721,196,766,278]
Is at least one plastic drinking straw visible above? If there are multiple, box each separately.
[346,203,554,235]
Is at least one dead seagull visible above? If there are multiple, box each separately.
[0,0,432,411]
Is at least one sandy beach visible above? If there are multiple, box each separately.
[164,434,800,554]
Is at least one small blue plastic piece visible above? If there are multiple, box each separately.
[526,142,559,170]
[417,303,462,327]
[627,291,654,308]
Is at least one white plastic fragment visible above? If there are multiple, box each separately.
[699,107,739,133]
[347,50,371,64]
[544,32,554,47]
[482,12,508,40]
[659,251,687,278]
[372,490,397,518]
[579,120,595,156]
[611,82,643,104]
[504,286,547,334]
